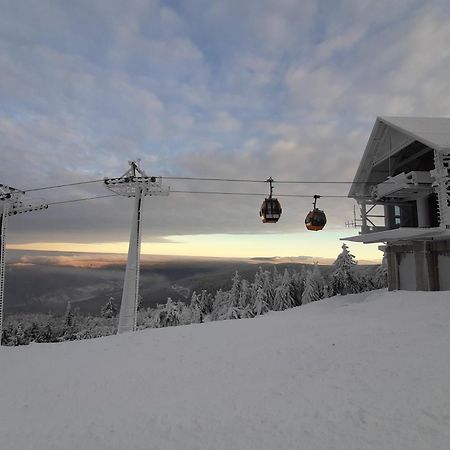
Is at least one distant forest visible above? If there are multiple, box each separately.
[2,245,387,346]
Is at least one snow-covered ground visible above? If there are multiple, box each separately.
[1,290,450,450]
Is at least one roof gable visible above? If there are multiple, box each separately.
[380,116,450,150]
[349,116,450,198]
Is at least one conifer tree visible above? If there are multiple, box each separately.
[272,266,282,289]
[238,279,253,318]
[64,301,75,328]
[1,324,14,346]
[38,319,57,343]
[211,289,228,321]
[228,272,241,307]
[262,270,275,310]
[273,269,295,310]
[253,286,269,316]
[373,255,388,289]
[189,291,202,323]
[200,290,214,317]
[27,321,40,343]
[302,265,323,304]
[15,323,28,346]
[220,271,244,320]
[158,298,182,327]
[290,268,306,306]
[101,297,118,318]
[330,244,360,295]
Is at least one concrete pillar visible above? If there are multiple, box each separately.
[416,196,430,228]
[385,245,399,290]
[360,202,369,234]
[413,241,439,291]
[384,205,395,229]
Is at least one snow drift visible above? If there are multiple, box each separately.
[1,290,450,450]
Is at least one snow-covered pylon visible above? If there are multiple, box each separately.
[105,161,169,334]
[0,184,48,341]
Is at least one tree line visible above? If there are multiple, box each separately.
[1,244,387,346]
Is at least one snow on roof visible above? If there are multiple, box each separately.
[342,227,450,244]
[379,116,450,150]
[349,116,450,198]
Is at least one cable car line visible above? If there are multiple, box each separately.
[173,190,369,199]
[25,179,105,192]
[46,194,118,206]
[44,190,370,207]
[23,175,375,193]
[164,176,373,185]
[164,176,263,183]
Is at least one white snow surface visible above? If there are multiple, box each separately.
[2,290,450,450]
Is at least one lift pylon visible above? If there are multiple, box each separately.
[104,161,169,334]
[0,184,48,340]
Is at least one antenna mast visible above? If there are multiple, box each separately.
[0,185,48,341]
[104,161,169,334]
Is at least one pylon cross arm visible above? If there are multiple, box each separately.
[104,176,170,197]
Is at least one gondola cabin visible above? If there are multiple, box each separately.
[305,195,327,231]
[305,208,327,231]
[260,177,282,223]
[260,197,282,223]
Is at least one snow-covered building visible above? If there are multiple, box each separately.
[344,117,450,291]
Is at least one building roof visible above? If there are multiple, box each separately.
[349,116,450,198]
[342,227,450,244]
[379,116,450,150]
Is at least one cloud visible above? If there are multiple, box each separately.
[1,0,450,249]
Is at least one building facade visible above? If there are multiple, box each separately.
[344,116,450,291]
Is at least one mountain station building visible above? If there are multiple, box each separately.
[344,116,450,291]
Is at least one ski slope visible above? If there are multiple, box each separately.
[1,290,450,450]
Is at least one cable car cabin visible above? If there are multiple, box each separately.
[260,198,282,223]
[305,208,327,231]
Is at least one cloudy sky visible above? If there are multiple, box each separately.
[2,0,450,260]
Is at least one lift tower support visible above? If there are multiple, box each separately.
[0,185,48,340]
[104,161,169,334]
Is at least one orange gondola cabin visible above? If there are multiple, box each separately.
[305,195,327,231]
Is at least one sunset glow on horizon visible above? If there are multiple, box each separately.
[7,232,382,263]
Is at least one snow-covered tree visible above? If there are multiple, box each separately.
[330,244,360,295]
[273,269,295,311]
[101,297,118,318]
[253,286,269,316]
[373,255,388,289]
[302,264,323,304]
[179,303,194,325]
[1,324,14,346]
[322,284,331,299]
[38,319,58,343]
[61,301,77,340]
[221,272,248,320]
[15,323,28,346]
[27,321,40,343]
[289,269,305,306]
[262,270,275,310]
[157,298,183,327]
[272,266,282,290]
[228,272,241,306]
[238,279,254,318]
[211,289,229,321]
[189,291,202,323]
